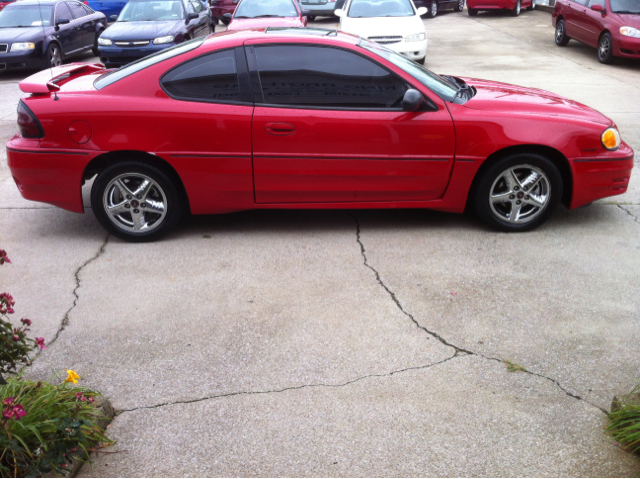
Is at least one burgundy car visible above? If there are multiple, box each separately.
[7,28,634,241]
[553,0,640,63]
[210,0,238,24]
[467,0,535,16]
[226,0,308,31]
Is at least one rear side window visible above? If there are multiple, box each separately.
[253,45,409,109]
[55,2,73,22]
[587,0,604,6]
[161,49,241,102]
[67,0,88,18]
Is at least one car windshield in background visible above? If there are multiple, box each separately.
[94,37,203,89]
[117,0,184,21]
[0,5,52,27]
[348,0,414,17]
[235,0,298,18]
[359,38,458,101]
[610,0,640,12]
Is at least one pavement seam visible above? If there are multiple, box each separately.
[351,212,609,415]
[617,205,640,224]
[35,233,110,356]
[116,353,462,414]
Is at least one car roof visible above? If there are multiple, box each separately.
[201,27,360,48]
[10,0,61,5]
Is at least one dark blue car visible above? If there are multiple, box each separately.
[97,0,212,68]
[87,0,128,20]
[0,0,106,72]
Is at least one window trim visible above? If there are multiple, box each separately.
[246,43,428,112]
[67,0,88,19]
[54,1,74,23]
[159,46,254,105]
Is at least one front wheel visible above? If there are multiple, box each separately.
[46,43,62,68]
[220,16,231,25]
[428,0,438,17]
[527,0,535,10]
[455,0,464,11]
[468,7,478,15]
[555,19,570,46]
[598,32,615,64]
[91,161,184,242]
[307,15,316,21]
[510,0,520,16]
[472,153,562,232]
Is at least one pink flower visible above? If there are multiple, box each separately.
[0,293,15,315]
[20,318,32,327]
[0,250,10,265]
[75,392,83,399]
[12,335,19,342]
[3,397,14,406]
[35,337,46,350]
[88,397,95,403]
[3,404,26,420]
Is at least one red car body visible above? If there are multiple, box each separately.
[466,0,534,15]
[6,29,634,240]
[0,0,16,11]
[552,0,640,61]
[226,0,307,31]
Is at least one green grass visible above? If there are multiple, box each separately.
[607,384,640,456]
[504,360,527,373]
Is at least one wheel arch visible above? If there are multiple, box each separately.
[465,144,573,212]
[82,150,191,213]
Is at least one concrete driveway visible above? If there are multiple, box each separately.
[1,9,639,476]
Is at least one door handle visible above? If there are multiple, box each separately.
[265,123,295,135]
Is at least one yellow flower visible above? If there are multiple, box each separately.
[65,370,80,384]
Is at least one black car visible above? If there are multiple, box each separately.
[0,0,106,72]
[415,0,464,17]
[97,0,212,68]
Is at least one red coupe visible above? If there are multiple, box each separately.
[7,28,634,241]
[553,0,640,63]
[225,0,308,31]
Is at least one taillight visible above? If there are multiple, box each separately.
[17,101,44,139]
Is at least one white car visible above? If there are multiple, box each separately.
[336,0,427,63]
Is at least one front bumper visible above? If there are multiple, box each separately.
[98,42,175,66]
[386,38,428,60]
[0,48,44,72]
[299,1,337,15]
[615,34,640,58]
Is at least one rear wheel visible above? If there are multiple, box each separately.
[91,161,184,242]
[527,0,535,10]
[555,18,570,46]
[472,153,562,232]
[428,0,438,17]
[220,16,230,25]
[307,14,316,21]
[46,43,62,68]
[468,7,478,15]
[455,0,464,11]
[510,0,520,16]
[598,32,615,64]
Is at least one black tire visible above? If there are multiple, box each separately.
[527,0,535,10]
[468,7,478,15]
[598,32,615,64]
[472,153,562,232]
[428,0,437,17]
[92,30,103,56]
[555,18,570,46]
[45,42,62,69]
[510,0,520,16]
[307,15,316,21]
[454,0,464,11]
[91,161,184,242]
[220,16,230,25]
[417,56,426,64]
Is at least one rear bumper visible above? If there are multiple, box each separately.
[7,136,97,213]
[210,5,236,16]
[299,2,337,15]
[569,142,634,209]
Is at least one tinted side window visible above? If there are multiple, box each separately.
[55,2,73,21]
[161,50,240,102]
[67,0,88,18]
[572,0,588,6]
[190,0,203,13]
[254,45,409,109]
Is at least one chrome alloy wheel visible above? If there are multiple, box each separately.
[516,0,521,14]
[458,0,464,9]
[489,165,550,224]
[556,21,564,42]
[103,173,167,233]
[49,45,61,67]
[599,35,611,59]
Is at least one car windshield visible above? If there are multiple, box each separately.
[358,38,458,101]
[609,0,640,12]
[0,5,52,27]
[234,0,298,18]
[117,0,184,21]
[94,37,203,89]
[347,0,414,17]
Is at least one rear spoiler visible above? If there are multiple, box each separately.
[19,63,105,94]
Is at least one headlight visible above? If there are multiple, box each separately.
[601,127,621,151]
[405,32,426,42]
[10,43,35,51]
[620,26,640,38]
[98,37,112,46]
[153,35,175,45]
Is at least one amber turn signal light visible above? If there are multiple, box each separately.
[601,127,620,151]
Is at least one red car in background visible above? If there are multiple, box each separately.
[553,0,640,63]
[210,0,238,24]
[467,0,535,16]
[0,0,16,11]
[6,29,634,241]
[226,0,308,30]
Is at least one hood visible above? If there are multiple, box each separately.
[227,16,302,31]
[609,11,640,28]
[461,78,612,125]
[340,14,424,39]
[102,20,181,40]
[0,26,43,42]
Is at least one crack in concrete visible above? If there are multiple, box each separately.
[117,353,462,414]
[618,205,640,224]
[350,213,609,415]
[35,234,110,356]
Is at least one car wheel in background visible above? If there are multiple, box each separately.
[510,0,520,16]
[472,153,562,232]
[527,0,535,10]
[455,0,464,11]
[307,14,316,21]
[598,32,615,64]
[428,0,437,17]
[555,18,570,45]
[91,161,184,242]
[46,43,62,68]
[468,7,478,15]
[92,31,103,56]
[220,15,230,25]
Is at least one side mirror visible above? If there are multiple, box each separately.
[56,18,70,26]
[334,8,346,17]
[110,14,118,21]
[187,12,199,20]
[416,6,427,14]
[590,3,604,12]
[402,89,424,112]
[223,12,232,19]
[301,9,311,15]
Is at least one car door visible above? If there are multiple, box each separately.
[53,1,82,55]
[246,43,456,204]
[66,0,93,50]
[581,0,605,46]
[565,0,590,41]
[187,0,208,35]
